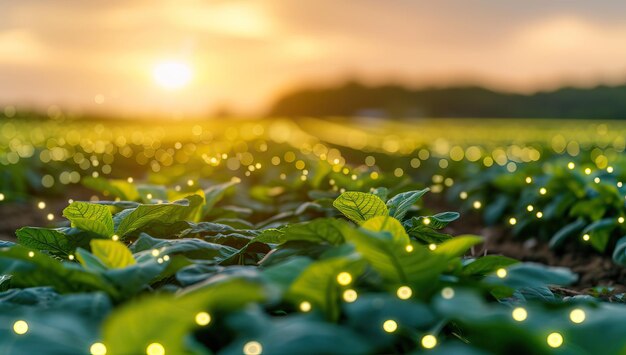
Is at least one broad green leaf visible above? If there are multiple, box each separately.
[103,278,266,355]
[484,263,578,291]
[115,195,203,237]
[253,218,345,246]
[203,180,239,215]
[341,225,448,287]
[386,188,429,220]
[75,247,108,272]
[131,234,238,263]
[462,255,519,276]
[582,218,616,252]
[548,218,586,249]
[406,212,459,231]
[434,235,483,259]
[0,245,118,296]
[333,191,388,224]
[361,216,410,245]
[82,177,140,201]
[612,236,626,266]
[16,227,85,256]
[63,202,114,237]
[288,254,365,321]
[90,239,136,269]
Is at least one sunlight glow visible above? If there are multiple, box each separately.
[153,61,192,90]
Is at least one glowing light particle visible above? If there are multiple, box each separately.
[539,188,547,195]
[582,234,590,241]
[343,289,358,303]
[90,342,107,355]
[428,243,437,251]
[423,217,431,225]
[243,341,263,355]
[195,312,211,326]
[441,287,454,299]
[299,301,312,312]
[509,218,517,225]
[569,309,585,324]
[421,334,437,349]
[496,268,507,278]
[146,343,165,355]
[473,201,482,209]
[405,245,414,252]
[396,286,412,299]
[13,320,28,335]
[547,332,563,348]
[336,272,352,285]
[383,320,398,333]
[512,307,527,321]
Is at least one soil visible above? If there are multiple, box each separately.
[431,197,626,298]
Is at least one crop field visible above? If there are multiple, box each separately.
[3,117,626,354]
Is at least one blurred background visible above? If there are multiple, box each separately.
[2,0,626,119]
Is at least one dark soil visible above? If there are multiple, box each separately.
[430,197,626,297]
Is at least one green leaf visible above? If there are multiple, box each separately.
[62,202,114,237]
[548,218,586,249]
[612,236,626,266]
[203,180,239,214]
[0,245,118,296]
[132,234,238,263]
[288,254,365,321]
[341,225,448,287]
[333,192,388,224]
[434,235,483,259]
[102,278,266,355]
[386,188,429,220]
[16,227,85,256]
[582,218,616,252]
[254,218,345,246]
[82,177,140,201]
[115,195,203,237]
[484,263,578,291]
[75,247,108,272]
[361,216,410,245]
[462,255,519,276]
[90,239,136,269]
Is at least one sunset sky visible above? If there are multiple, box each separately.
[2,0,626,117]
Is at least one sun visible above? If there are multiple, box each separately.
[153,60,192,89]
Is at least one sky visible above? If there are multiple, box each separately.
[2,0,626,117]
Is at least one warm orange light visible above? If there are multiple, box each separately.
[153,61,192,89]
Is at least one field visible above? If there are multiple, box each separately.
[2,117,626,354]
